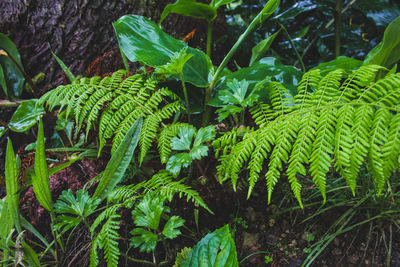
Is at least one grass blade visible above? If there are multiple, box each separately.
[33,119,53,211]
[5,138,21,232]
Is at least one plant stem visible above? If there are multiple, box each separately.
[121,252,155,265]
[334,0,343,58]
[202,0,279,125]
[50,212,60,267]
[279,23,305,72]
[0,99,22,107]
[240,109,245,125]
[206,21,213,58]
[179,72,190,122]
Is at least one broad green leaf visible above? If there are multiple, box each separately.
[113,15,213,87]
[0,33,25,98]
[54,189,100,218]
[155,48,193,76]
[162,215,185,239]
[312,56,363,76]
[171,126,196,151]
[189,145,209,160]
[132,195,165,230]
[365,15,400,69]
[249,31,280,66]
[214,0,236,8]
[160,0,217,24]
[185,225,238,267]
[50,48,76,83]
[273,0,317,20]
[218,57,302,96]
[130,228,158,253]
[9,99,45,133]
[0,126,7,138]
[166,153,193,175]
[193,126,216,147]
[93,116,143,201]
[5,139,21,233]
[33,119,53,211]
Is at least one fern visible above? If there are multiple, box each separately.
[215,65,400,205]
[40,70,184,161]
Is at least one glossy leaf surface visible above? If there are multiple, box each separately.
[185,225,238,267]
[249,31,280,66]
[160,0,217,24]
[365,15,400,69]
[9,99,45,133]
[114,15,212,87]
[0,33,25,98]
[93,116,142,201]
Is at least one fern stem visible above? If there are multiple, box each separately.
[120,252,155,265]
[279,23,305,72]
[180,72,191,122]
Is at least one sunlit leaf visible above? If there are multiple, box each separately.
[9,99,45,133]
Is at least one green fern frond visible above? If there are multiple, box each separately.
[286,111,318,207]
[268,82,293,114]
[158,123,190,164]
[212,126,253,158]
[98,214,121,267]
[294,69,320,109]
[265,116,300,203]
[215,65,400,206]
[41,70,182,160]
[249,103,275,127]
[247,127,274,198]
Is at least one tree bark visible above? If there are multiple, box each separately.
[0,0,216,94]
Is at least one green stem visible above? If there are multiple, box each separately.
[240,109,245,125]
[121,252,155,265]
[180,72,190,122]
[0,99,22,107]
[279,23,305,72]
[334,0,343,58]
[50,212,60,267]
[202,0,279,125]
[206,21,213,58]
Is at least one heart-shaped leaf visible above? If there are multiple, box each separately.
[114,15,213,87]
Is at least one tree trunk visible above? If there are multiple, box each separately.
[0,0,215,94]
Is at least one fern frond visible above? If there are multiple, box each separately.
[139,114,162,165]
[212,127,253,158]
[215,66,400,206]
[268,82,294,114]
[383,114,400,179]
[334,105,354,189]
[143,171,212,213]
[265,116,300,203]
[227,132,257,189]
[158,123,190,163]
[347,105,374,188]
[368,108,390,194]
[249,102,275,127]
[312,69,343,106]
[310,106,337,201]
[338,65,383,102]
[294,69,320,109]
[247,127,275,198]
[98,214,121,267]
[286,111,318,207]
